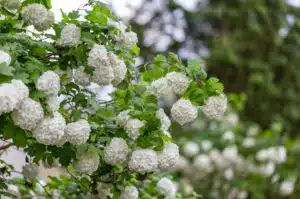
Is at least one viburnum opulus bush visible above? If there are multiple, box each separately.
[171,108,300,199]
[0,0,227,198]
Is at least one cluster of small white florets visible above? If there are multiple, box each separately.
[182,141,200,158]
[201,94,227,119]
[171,98,198,126]
[156,108,171,131]
[22,163,39,179]
[120,186,139,199]
[158,142,180,170]
[256,146,287,164]
[156,178,177,198]
[36,71,60,95]
[128,149,158,174]
[0,0,20,10]
[33,112,66,145]
[22,4,54,31]
[88,44,127,86]
[74,151,100,174]
[0,79,29,115]
[0,50,11,65]
[46,95,60,113]
[279,179,295,196]
[116,31,138,49]
[104,137,129,165]
[125,118,145,140]
[147,72,190,98]
[117,110,131,127]
[73,66,91,86]
[12,98,44,131]
[57,24,81,47]
[64,119,91,145]
[227,188,248,199]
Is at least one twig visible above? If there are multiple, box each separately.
[0,143,14,151]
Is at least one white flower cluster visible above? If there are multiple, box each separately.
[73,66,91,86]
[12,98,44,131]
[0,50,11,65]
[104,137,129,165]
[147,72,190,98]
[201,95,227,119]
[158,142,180,170]
[33,112,66,145]
[165,72,191,95]
[46,95,60,113]
[36,71,60,95]
[256,146,287,164]
[280,179,295,196]
[88,44,127,86]
[156,108,171,131]
[64,119,91,145]
[57,24,81,47]
[128,149,158,174]
[182,141,200,157]
[117,110,131,127]
[125,118,144,140]
[228,188,248,199]
[116,31,138,49]
[120,186,139,199]
[74,151,100,174]
[171,98,198,126]
[22,163,39,179]
[156,178,177,198]
[22,4,54,31]
[1,0,20,10]
[0,79,29,115]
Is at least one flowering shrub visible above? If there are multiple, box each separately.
[0,0,226,198]
[172,109,300,199]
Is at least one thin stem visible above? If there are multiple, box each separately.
[0,143,13,151]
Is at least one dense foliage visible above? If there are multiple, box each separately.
[0,0,227,198]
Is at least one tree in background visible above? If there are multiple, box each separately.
[115,0,300,133]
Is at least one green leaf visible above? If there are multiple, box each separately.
[86,5,110,25]
[0,63,14,76]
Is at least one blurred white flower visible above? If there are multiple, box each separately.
[117,31,138,49]
[280,179,295,196]
[11,79,29,104]
[201,140,213,151]
[0,83,19,114]
[158,142,180,170]
[57,24,81,47]
[223,131,235,142]
[125,119,144,140]
[1,0,20,10]
[156,108,171,131]
[74,151,100,174]
[88,44,109,68]
[224,168,234,180]
[193,154,213,174]
[242,137,255,148]
[73,66,91,86]
[157,178,177,198]
[120,186,139,199]
[46,95,60,113]
[201,95,227,119]
[147,77,172,99]
[166,72,190,95]
[222,146,238,163]
[182,141,199,157]
[0,50,11,65]
[64,119,91,145]
[36,71,60,95]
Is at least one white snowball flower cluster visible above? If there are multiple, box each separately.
[22,163,39,179]
[156,108,171,131]
[46,95,60,113]
[64,119,91,145]
[36,71,60,95]
[125,119,144,140]
[120,186,139,199]
[166,72,190,95]
[108,52,127,85]
[228,188,248,199]
[74,151,100,174]
[158,142,180,170]
[104,137,129,165]
[201,94,227,119]
[22,4,54,31]
[92,66,115,86]
[222,146,238,163]
[1,0,20,10]
[57,24,81,47]
[0,50,11,65]
[193,154,214,174]
[147,77,172,98]
[182,141,200,157]
[88,44,110,68]
[96,183,112,199]
[0,83,19,114]
[33,112,66,145]
[171,98,198,126]
[117,110,131,127]
[256,146,287,164]
[11,80,29,103]
[73,66,91,86]
[156,178,177,198]
[242,137,255,148]
[129,149,158,174]
[117,31,138,49]
[12,98,44,131]
[280,179,295,196]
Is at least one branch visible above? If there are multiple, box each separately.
[0,143,13,151]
